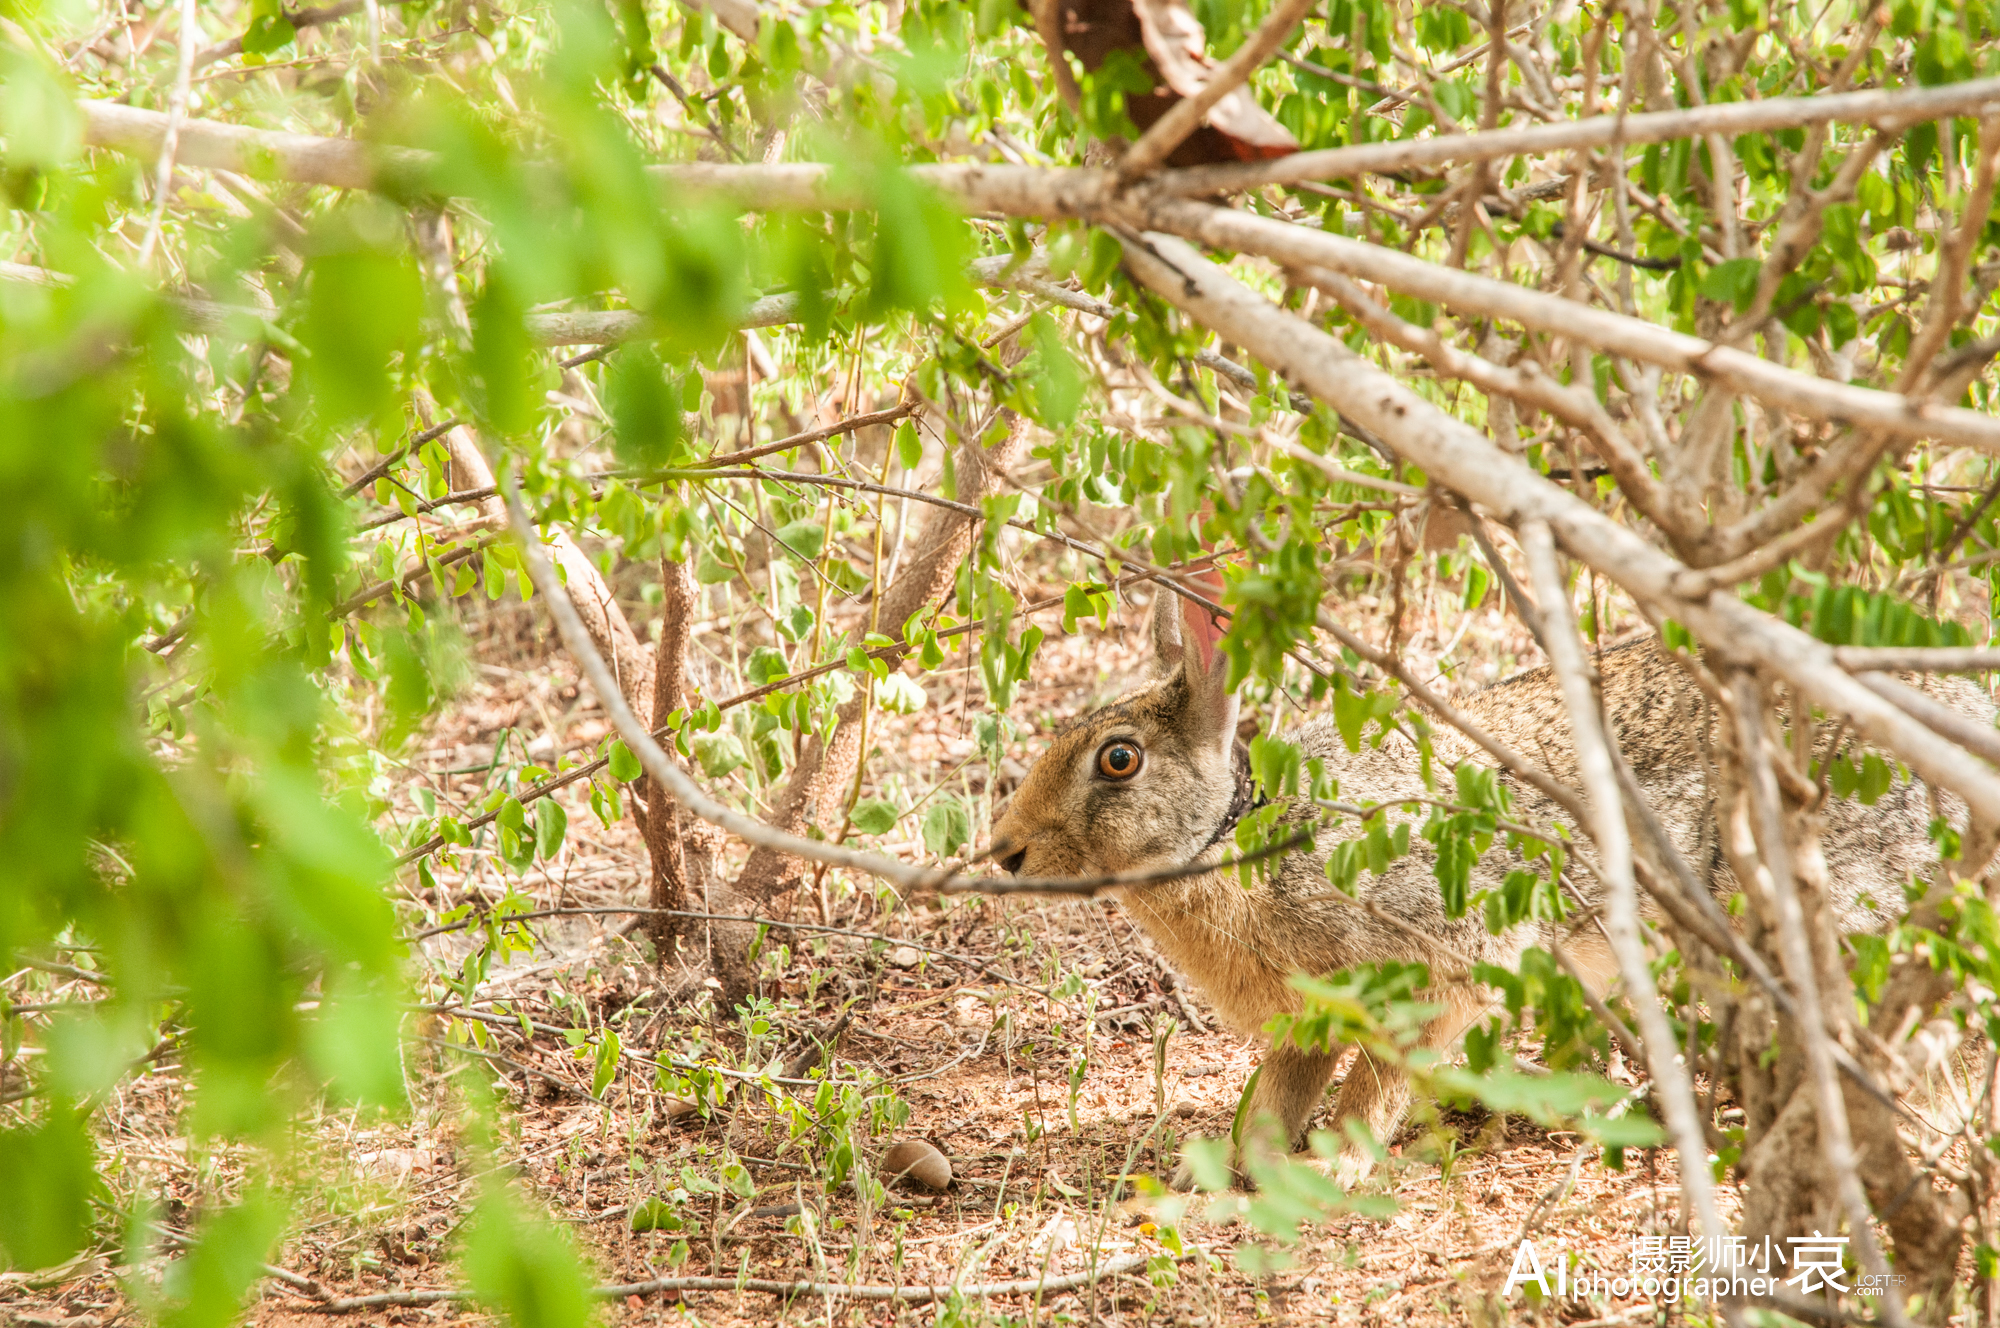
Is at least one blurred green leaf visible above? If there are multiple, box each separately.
[296,223,426,428]
[305,972,408,1109]
[895,421,923,470]
[160,1192,283,1328]
[691,731,746,778]
[850,797,900,835]
[607,347,686,470]
[241,0,298,57]
[0,1106,101,1271]
[462,1192,595,1328]
[0,46,82,171]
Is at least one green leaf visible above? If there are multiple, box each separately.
[862,160,973,317]
[922,794,971,858]
[159,1192,285,1328]
[778,603,814,642]
[497,797,528,834]
[691,731,747,779]
[462,1193,595,1328]
[470,279,537,435]
[877,672,928,714]
[241,0,298,57]
[1829,754,1860,800]
[1081,228,1124,293]
[297,229,426,428]
[1858,751,1892,805]
[607,346,686,469]
[695,549,737,584]
[0,46,83,172]
[0,1107,102,1271]
[535,799,568,860]
[745,646,790,685]
[591,1030,621,1099]
[608,739,643,783]
[1580,1110,1666,1149]
[628,1199,684,1234]
[1462,563,1488,612]
[1180,1135,1235,1193]
[1432,1067,1631,1125]
[1698,257,1762,310]
[895,420,923,470]
[774,518,826,562]
[304,973,408,1109]
[850,797,901,836]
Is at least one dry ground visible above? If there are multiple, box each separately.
[5,559,1754,1328]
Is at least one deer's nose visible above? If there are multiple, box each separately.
[1000,847,1028,875]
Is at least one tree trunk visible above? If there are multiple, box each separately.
[710,412,1030,1001]
[638,555,698,961]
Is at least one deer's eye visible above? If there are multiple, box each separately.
[1097,741,1143,780]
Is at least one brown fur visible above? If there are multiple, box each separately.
[989,592,1987,1185]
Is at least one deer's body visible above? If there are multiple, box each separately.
[989,594,1979,1183]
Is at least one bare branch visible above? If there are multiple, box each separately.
[640,552,697,959]
[1521,520,1728,1252]
[688,405,915,468]
[524,296,804,345]
[1853,673,2000,769]
[1731,673,1910,1327]
[1833,647,2000,674]
[1158,74,2000,196]
[1111,228,2000,828]
[1143,199,2000,459]
[941,833,1314,897]
[82,99,427,192]
[81,75,2000,214]
[502,465,950,892]
[1300,266,1677,539]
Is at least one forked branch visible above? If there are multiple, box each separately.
[1111,228,2000,831]
[1731,674,1909,1326]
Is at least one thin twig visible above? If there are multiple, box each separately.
[1159,74,2000,195]
[941,831,1313,897]
[411,905,1042,992]
[292,1249,1178,1311]
[134,0,202,268]
[689,404,915,469]
[389,579,1127,867]
[340,418,462,497]
[1833,646,2000,674]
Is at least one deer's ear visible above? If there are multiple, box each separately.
[1163,566,1236,755]
[1150,584,1186,675]
[1179,582,1226,680]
